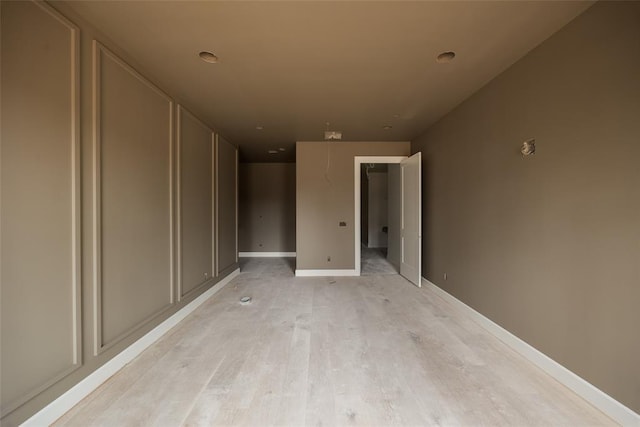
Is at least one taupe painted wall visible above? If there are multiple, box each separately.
[296,141,410,270]
[412,1,640,412]
[0,2,238,425]
[96,43,174,348]
[217,137,238,274]
[238,163,296,253]
[1,1,80,413]
[178,107,214,298]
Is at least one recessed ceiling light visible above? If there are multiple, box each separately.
[392,114,400,118]
[268,150,278,154]
[256,125,264,130]
[278,148,286,151]
[436,51,456,63]
[382,125,393,130]
[199,51,219,63]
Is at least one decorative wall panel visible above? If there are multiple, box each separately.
[92,42,174,352]
[216,137,238,274]
[0,1,81,415]
[177,106,214,299]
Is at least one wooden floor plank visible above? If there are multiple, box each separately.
[54,257,615,427]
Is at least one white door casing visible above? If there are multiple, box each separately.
[353,156,406,275]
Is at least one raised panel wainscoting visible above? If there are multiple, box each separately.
[92,42,175,353]
[0,1,81,418]
[177,106,215,300]
[0,2,239,425]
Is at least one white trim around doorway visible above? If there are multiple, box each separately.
[354,156,407,276]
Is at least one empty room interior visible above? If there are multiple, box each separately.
[1,1,639,426]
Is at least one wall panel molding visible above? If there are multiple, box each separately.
[21,269,240,427]
[215,135,220,275]
[0,1,82,416]
[176,105,215,301]
[215,137,238,275]
[91,41,175,355]
[212,133,217,282]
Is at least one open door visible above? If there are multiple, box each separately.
[400,152,422,287]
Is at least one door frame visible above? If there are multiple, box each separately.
[354,156,407,276]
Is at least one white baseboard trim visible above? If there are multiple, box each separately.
[22,269,240,427]
[295,269,358,277]
[238,252,296,258]
[422,277,640,426]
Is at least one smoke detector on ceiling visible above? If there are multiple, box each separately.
[324,131,342,141]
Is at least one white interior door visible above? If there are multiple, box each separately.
[400,152,422,287]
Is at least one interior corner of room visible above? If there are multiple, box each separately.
[1,0,639,425]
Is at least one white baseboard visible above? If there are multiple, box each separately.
[422,277,640,426]
[238,252,296,258]
[22,269,240,427]
[295,269,358,277]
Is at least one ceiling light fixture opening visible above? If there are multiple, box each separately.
[278,148,286,151]
[268,150,278,154]
[436,51,456,63]
[256,125,264,130]
[382,125,393,130]
[324,131,342,141]
[199,51,219,63]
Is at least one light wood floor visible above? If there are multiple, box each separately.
[55,258,614,426]
[361,246,397,276]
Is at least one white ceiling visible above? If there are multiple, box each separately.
[63,1,593,162]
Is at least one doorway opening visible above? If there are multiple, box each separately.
[354,156,405,276]
[354,154,422,286]
[360,163,399,276]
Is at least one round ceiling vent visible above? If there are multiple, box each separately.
[436,51,456,63]
[199,51,219,63]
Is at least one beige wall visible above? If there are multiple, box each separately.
[296,141,410,270]
[216,136,238,274]
[1,1,80,414]
[412,1,640,412]
[97,43,175,348]
[178,107,214,298]
[0,2,238,425]
[238,163,296,253]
